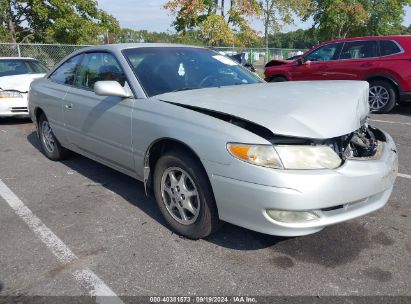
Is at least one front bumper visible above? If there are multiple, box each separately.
[208,130,398,236]
[0,94,29,117]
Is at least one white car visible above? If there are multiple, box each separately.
[0,57,47,118]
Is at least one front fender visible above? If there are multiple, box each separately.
[131,98,271,179]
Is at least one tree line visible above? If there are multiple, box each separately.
[1,0,411,49]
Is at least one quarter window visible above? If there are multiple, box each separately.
[49,55,83,85]
[73,52,126,90]
[340,41,378,59]
[304,43,342,62]
[380,40,402,56]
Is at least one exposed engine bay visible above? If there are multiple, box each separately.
[339,125,384,159]
[269,124,385,160]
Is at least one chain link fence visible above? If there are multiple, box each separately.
[0,43,305,69]
[0,43,91,68]
[211,46,305,66]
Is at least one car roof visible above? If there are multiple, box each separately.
[77,43,205,53]
[0,57,37,60]
[320,35,411,45]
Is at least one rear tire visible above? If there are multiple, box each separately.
[368,80,396,113]
[38,113,70,161]
[153,149,221,239]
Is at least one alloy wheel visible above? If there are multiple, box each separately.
[160,167,200,225]
[41,121,55,153]
[369,85,390,111]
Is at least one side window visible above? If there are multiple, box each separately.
[73,52,126,91]
[305,43,341,62]
[340,41,378,59]
[380,40,402,56]
[49,55,83,85]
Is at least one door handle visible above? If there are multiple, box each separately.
[64,103,73,110]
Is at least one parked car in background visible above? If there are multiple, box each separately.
[228,53,257,73]
[264,55,303,69]
[0,57,48,118]
[29,44,397,239]
[264,36,411,113]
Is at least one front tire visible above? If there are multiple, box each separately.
[368,80,396,113]
[270,76,287,82]
[38,113,70,161]
[153,150,221,239]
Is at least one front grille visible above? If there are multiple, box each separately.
[321,205,344,212]
[10,107,28,113]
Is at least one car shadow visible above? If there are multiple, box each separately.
[0,117,31,125]
[390,104,411,116]
[26,131,283,250]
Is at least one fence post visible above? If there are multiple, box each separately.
[16,43,21,57]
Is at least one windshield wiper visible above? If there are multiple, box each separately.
[171,87,199,92]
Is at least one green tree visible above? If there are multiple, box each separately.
[309,0,411,40]
[0,0,119,44]
[310,0,368,40]
[259,0,311,59]
[199,14,235,45]
[164,0,261,46]
[268,28,318,49]
[360,0,411,36]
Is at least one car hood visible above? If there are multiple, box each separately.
[0,73,46,92]
[155,81,370,139]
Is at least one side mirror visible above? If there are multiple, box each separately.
[94,81,131,98]
[297,58,305,65]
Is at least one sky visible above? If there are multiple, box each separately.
[96,0,411,34]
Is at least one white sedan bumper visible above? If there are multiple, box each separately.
[208,130,398,236]
[0,93,29,117]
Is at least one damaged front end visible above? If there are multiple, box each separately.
[340,125,384,160]
[161,101,386,167]
[269,123,387,165]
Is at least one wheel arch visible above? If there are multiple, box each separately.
[365,74,400,100]
[143,138,216,204]
[33,107,46,136]
[33,107,45,123]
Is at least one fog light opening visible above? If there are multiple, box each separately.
[266,209,320,223]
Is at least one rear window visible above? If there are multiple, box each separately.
[0,59,48,77]
[380,40,402,56]
[340,41,378,59]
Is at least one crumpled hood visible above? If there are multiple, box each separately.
[155,81,370,139]
[0,73,45,92]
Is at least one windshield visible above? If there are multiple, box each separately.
[0,59,48,77]
[123,47,262,97]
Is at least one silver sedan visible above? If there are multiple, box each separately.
[28,44,398,239]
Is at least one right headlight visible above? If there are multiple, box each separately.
[275,145,342,170]
[227,143,341,170]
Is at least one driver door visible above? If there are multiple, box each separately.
[289,42,343,81]
[63,52,135,174]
